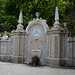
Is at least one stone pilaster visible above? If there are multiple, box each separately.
[65,36,73,66]
[50,31,61,67]
[11,32,25,63]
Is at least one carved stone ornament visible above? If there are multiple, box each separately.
[51,7,65,31]
[2,31,8,40]
[15,11,24,32]
[29,24,45,38]
[26,12,49,34]
[11,11,24,33]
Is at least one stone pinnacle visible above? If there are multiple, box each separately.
[55,7,59,21]
[18,11,23,24]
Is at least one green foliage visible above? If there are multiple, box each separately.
[64,12,75,36]
[1,22,12,31]
[5,0,19,17]
[0,15,18,32]
[0,0,18,32]
[0,0,75,36]
[64,0,75,36]
[0,31,9,35]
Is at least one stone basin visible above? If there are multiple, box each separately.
[31,50,42,58]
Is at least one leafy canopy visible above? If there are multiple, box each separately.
[0,0,75,36]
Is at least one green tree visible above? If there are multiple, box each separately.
[0,0,74,36]
[64,0,75,36]
[0,0,18,32]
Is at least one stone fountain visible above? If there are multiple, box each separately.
[30,36,42,66]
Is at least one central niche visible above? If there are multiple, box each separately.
[29,24,45,39]
[28,24,45,57]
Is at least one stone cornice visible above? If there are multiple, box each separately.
[46,30,69,34]
[0,40,11,42]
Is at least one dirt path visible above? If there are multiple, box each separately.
[0,62,75,75]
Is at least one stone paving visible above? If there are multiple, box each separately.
[0,62,75,75]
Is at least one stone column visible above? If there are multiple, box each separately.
[11,32,25,63]
[50,7,66,67]
[50,31,61,67]
[11,33,20,63]
[10,11,25,63]
[66,36,73,66]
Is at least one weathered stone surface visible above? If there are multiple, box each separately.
[0,7,75,67]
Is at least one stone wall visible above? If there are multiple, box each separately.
[0,39,11,61]
[0,8,75,67]
[10,33,25,63]
[0,30,75,67]
[66,37,75,66]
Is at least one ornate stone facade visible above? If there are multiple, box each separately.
[0,7,75,67]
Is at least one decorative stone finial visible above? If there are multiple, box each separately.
[2,31,8,40]
[67,32,72,41]
[70,32,71,37]
[51,7,65,31]
[64,22,67,27]
[18,11,23,24]
[5,31,7,34]
[35,12,40,18]
[53,7,60,26]
[64,22,68,31]
[15,11,24,32]
[55,7,59,21]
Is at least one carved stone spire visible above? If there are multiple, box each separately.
[55,7,59,21]
[15,11,24,32]
[51,7,64,31]
[18,11,23,24]
[54,7,60,26]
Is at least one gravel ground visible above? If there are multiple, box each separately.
[0,62,75,75]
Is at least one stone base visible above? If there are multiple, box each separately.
[73,59,75,66]
[11,56,25,63]
[0,55,75,67]
[0,55,11,62]
[44,58,75,67]
[65,59,73,66]
[60,59,65,66]
[45,58,60,67]
[64,59,75,67]
[45,59,51,66]
[51,59,60,67]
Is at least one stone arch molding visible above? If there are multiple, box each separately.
[26,18,49,34]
